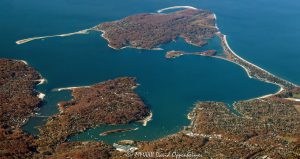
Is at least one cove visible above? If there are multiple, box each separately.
[19,31,278,144]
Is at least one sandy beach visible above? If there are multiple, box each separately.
[16,29,91,45]
[120,45,163,51]
[213,14,220,30]
[139,111,153,126]
[256,87,284,99]
[37,92,45,100]
[214,31,299,100]
[99,30,163,51]
[18,60,47,85]
[157,6,197,13]
[53,86,91,92]
[98,31,121,50]
[18,60,28,65]
[285,98,300,102]
[17,59,47,102]
[35,78,47,85]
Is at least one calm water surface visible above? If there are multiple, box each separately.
[1,0,298,143]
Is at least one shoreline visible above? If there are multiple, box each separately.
[97,29,163,51]
[157,6,197,13]
[99,128,139,136]
[212,13,298,100]
[214,32,298,99]
[253,86,284,100]
[19,60,28,65]
[36,78,47,85]
[52,85,91,92]
[139,111,153,126]
[37,92,45,100]
[18,59,47,101]
[16,29,92,45]
[120,46,163,51]
[18,60,47,85]
[285,98,300,102]
[15,8,296,101]
[213,13,220,31]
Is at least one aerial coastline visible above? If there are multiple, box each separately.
[0,58,47,158]
[157,6,197,13]
[214,32,298,94]
[165,50,217,59]
[5,5,300,158]
[15,29,92,45]
[16,8,217,51]
[17,60,47,85]
[99,128,139,137]
[13,7,297,101]
[0,59,45,127]
[53,85,91,92]
[138,111,153,126]
[13,6,300,123]
[37,77,150,149]
[0,65,151,158]
[93,9,217,50]
[92,8,300,157]
[37,92,46,100]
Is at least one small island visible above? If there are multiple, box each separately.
[165,50,217,58]
[99,128,138,136]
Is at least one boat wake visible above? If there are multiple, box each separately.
[157,6,198,13]
[16,29,91,45]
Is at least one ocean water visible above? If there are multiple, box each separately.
[1,0,298,144]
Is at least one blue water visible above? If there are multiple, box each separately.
[1,0,298,144]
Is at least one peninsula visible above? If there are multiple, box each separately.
[93,7,298,100]
[215,32,297,93]
[93,9,217,50]
[37,77,150,150]
[15,29,91,45]
[0,58,44,158]
[0,61,146,158]
[8,6,300,159]
[165,50,217,58]
[137,97,300,158]
[0,59,44,127]
[16,8,217,50]
[90,7,300,158]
